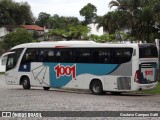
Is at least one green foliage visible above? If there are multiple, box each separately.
[0,0,33,25]
[89,32,133,43]
[97,11,129,34]
[35,12,51,28]
[32,31,40,40]
[2,28,33,50]
[36,12,91,40]
[48,25,90,40]
[89,34,116,43]
[106,0,160,43]
[36,13,80,29]
[115,31,131,41]
[51,15,80,30]
[79,3,97,25]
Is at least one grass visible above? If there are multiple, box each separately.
[136,82,160,94]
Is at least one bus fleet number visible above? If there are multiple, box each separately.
[54,64,76,79]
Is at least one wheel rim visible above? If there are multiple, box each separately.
[23,79,28,86]
[93,83,101,93]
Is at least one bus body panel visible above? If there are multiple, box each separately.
[18,62,120,89]
[17,61,134,91]
[5,69,17,85]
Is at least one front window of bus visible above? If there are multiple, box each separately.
[6,48,24,71]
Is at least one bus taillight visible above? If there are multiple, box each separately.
[134,70,140,83]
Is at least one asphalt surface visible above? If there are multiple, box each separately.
[0,75,160,120]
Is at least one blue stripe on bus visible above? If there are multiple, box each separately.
[43,63,119,88]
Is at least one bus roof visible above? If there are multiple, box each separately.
[11,40,152,50]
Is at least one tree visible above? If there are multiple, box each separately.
[0,0,33,25]
[79,3,97,25]
[18,2,33,25]
[48,25,90,40]
[0,41,3,55]
[36,12,51,28]
[51,14,80,29]
[97,11,128,34]
[89,34,116,43]
[36,13,80,29]
[2,28,33,50]
[108,0,160,42]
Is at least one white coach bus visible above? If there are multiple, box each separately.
[1,41,159,95]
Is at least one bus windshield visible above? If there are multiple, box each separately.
[139,45,158,58]
[6,48,23,71]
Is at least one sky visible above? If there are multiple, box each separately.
[14,0,113,20]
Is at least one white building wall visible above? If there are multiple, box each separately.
[88,23,103,36]
[0,27,10,41]
[0,27,9,37]
[0,57,5,72]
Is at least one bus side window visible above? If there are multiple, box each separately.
[21,49,38,63]
[42,51,49,61]
[73,49,91,63]
[79,49,91,63]
[27,51,37,62]
[60,50,73,63]
[113,48,133,64]
[97,49,111,64]
[54,50,61,62]
[39,49,54,62]
[73,50,80,63]
[93,51,99,63]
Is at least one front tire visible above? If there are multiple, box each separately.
[90,80,104,95]
[22,77,31,89]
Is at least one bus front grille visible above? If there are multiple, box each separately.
[117,77,131,90]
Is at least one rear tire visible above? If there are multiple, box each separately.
[43,87,50,90]
[22,77,31,89]
[90,80,104,95]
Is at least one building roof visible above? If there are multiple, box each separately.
[21,25,44,31]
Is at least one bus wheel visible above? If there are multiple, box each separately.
[43,87,50,90]
[22,77,31,89]
[90,80,104,95]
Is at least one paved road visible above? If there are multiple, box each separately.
[0,75,160,119]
